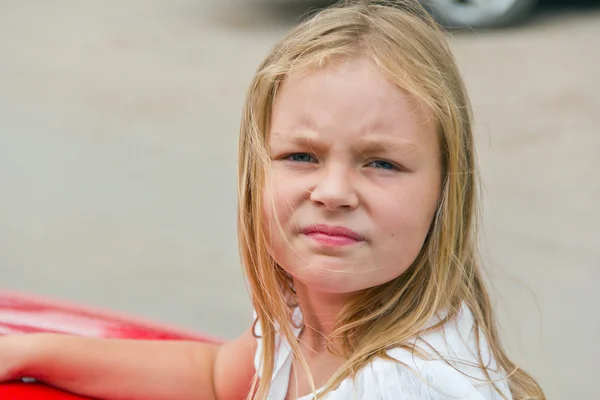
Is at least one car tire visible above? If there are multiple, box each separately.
[423,0,538,29]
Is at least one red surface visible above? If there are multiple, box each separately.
[0,382,93,400]
[0,290,221,399]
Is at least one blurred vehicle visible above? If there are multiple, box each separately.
[422,0,538,28]
[0,291,219,400]
[278,0,539,28]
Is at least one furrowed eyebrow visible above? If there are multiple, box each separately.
[354,137,420,155]
[269,131,325,150]
[269,132,420,155]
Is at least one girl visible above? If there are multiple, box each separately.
[0,1,545,399]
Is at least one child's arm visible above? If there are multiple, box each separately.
[0,327,257,400]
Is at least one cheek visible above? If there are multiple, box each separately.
[379,182,439,229]
[261,172,301,249]
[263,181,291,226]
[373,180,440,263]
[264,169,309,223]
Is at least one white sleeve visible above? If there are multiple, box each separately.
[362,303,511,399]
[361,358,488,400]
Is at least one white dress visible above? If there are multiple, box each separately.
[253,304,512,400]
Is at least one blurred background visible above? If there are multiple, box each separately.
[1,1,598,398]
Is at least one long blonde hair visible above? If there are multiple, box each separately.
[237,1,544,399]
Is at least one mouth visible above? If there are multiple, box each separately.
[300,224,365,247]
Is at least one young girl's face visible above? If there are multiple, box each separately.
[264,58,442,294]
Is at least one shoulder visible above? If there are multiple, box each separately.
[366,303,512,399]
[354,356,489,399]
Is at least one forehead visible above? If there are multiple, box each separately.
[269,58,435,145]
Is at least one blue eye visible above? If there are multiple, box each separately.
[288,153,317,163]
[369,160,396,170]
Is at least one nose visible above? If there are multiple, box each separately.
[310,164,359,211]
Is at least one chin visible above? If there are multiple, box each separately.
[295,276,364,294]
[287,263,373,294]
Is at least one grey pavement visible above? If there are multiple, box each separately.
[1,1,598,399]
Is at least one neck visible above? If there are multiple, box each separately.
[293,280,359,354]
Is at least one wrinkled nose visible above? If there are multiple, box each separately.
[310,165,358,211]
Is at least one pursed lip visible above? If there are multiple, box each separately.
[300,224,365,241]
